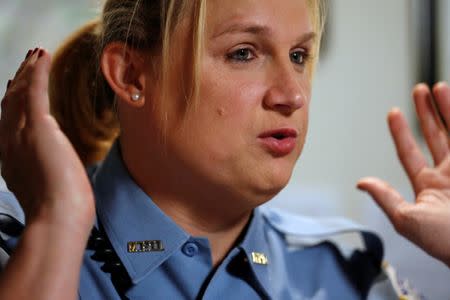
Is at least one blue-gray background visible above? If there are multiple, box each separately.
[1,0,449,298]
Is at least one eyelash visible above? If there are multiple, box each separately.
[226,47,311,66]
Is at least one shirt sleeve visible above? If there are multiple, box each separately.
[0,191,25,271]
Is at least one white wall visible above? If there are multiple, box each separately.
[270,0,450,298]
[0,0,97,89]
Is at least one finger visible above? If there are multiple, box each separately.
[0,52,37,133]
[0,49,33,158]
[432,82,450,132]
[388,108,428,187]
[1,81,12,120]
[25,49,52,126]
[13,48,37,80]
[1,94,26,134]
[357,177,412,232]
[413,83,449,165]
[2,50,32,105]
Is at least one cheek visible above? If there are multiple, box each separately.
[189,76,267,162]
[200,67,266,121]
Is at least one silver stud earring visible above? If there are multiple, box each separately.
[131,93,141,101]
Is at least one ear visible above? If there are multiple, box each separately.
[100,42,148,108]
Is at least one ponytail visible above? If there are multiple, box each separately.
[49,19,120,166]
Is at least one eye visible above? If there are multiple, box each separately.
[227,48,255,62]
[290,49,308,65]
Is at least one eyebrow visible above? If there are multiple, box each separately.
[212,22,316,44]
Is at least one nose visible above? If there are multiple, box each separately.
[263,63,306,115]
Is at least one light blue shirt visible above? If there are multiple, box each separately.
[0,143,404,299]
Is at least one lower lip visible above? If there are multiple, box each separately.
[258,137,297,156]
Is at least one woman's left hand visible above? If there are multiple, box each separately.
[357,82,450,267]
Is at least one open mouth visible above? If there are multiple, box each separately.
[258,128,298,156]
[272,133,287,140]
[259,128,298,140]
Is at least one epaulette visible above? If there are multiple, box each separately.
[260,207,379,259]
[261,207,425,299]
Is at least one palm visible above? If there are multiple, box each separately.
[358,82,450,267]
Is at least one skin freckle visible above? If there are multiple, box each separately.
[217,107,227,116]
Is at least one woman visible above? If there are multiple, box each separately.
[0,0,449,299]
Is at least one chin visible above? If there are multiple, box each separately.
[249,168,293,202]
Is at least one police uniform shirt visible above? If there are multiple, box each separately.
[0,143,419,299]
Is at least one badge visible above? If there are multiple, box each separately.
[128,240,165,253]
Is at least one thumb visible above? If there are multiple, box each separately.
[357,176,411,232]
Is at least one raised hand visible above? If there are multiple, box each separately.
[358,82,450,267]
[0,48,95,232]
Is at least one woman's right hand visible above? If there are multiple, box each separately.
[0,48,95,232]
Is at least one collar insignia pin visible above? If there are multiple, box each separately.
[251,252,269,265]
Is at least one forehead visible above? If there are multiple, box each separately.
[206,0,313,38]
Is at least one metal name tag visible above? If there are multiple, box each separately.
[128,240,165,253]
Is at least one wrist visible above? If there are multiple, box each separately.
[26,195,96,237]
[2,212,91,300]
[27,214,94,243]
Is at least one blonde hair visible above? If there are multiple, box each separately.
[49,0,326,165]
[309,0,327,70]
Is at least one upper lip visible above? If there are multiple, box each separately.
[258,128,298,139]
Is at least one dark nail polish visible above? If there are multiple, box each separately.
[38,49,44,58]
[32,48,38,55]
[7,80,11,89]
[25,49,32,59]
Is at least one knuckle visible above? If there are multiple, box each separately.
[416,168,439,186]
[397,141,416,159]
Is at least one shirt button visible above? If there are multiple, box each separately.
[182,242,199,257]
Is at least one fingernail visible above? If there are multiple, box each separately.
[25,49,32,59]
[436,81,448,88]
[7,80,11,89]
[38,49,44,58]
[32,48,39,55]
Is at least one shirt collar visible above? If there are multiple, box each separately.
[92,142,189,284]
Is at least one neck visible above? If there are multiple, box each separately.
[156,199,252,266]
[121,140,255,267]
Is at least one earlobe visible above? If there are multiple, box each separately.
[100,42,147,108]
[131,92,142,102]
